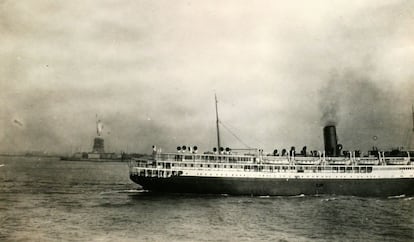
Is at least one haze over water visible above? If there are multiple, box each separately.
[0,157,413,241]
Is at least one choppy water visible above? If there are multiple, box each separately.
[0,156,413,242]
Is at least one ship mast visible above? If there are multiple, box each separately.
[407,105,414,150]
[410,105,414,150]
[412,104,414,132]
[215,94,221,152]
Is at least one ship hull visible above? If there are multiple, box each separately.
[130,175,414,196]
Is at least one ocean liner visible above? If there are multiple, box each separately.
[129,97,414,196]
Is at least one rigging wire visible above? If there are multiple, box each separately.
[215,96,265,150]
[218,120,252,149]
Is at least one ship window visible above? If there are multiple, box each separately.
[367,167,372,173]
[200,164,203,167]
[230,165,233,168]
[207,164,210,168]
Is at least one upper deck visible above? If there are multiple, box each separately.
[147,151,411,166]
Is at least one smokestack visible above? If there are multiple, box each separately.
[323,125,338,157]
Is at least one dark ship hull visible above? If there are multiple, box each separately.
[130,175,414,197]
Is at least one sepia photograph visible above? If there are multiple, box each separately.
[1,0,413,241]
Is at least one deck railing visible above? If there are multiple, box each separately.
[129,152,410,170]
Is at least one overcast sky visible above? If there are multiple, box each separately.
[1,0,413,154]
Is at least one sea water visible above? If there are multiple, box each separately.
[0,156,413,241]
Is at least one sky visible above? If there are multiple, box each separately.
[1,0,413,154]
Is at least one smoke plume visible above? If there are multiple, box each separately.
[320,71,341,126]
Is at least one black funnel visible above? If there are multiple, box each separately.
[323,125,338,157]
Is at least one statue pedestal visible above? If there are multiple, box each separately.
[92,137,105,153]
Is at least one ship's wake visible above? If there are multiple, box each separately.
[387,194,406,199]
[387,194,414,201]
[100,189,148,195]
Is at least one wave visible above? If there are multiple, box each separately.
[259,195,270,198]
[100,189,148,195]
[119,189,148,194]
[387,194,406,199]
[322,197,337,202]
[291,194,305,198]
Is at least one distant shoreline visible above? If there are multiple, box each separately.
[0,153,61,158]
[0,153,148,161]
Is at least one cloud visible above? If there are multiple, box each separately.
[0,0,413,154]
